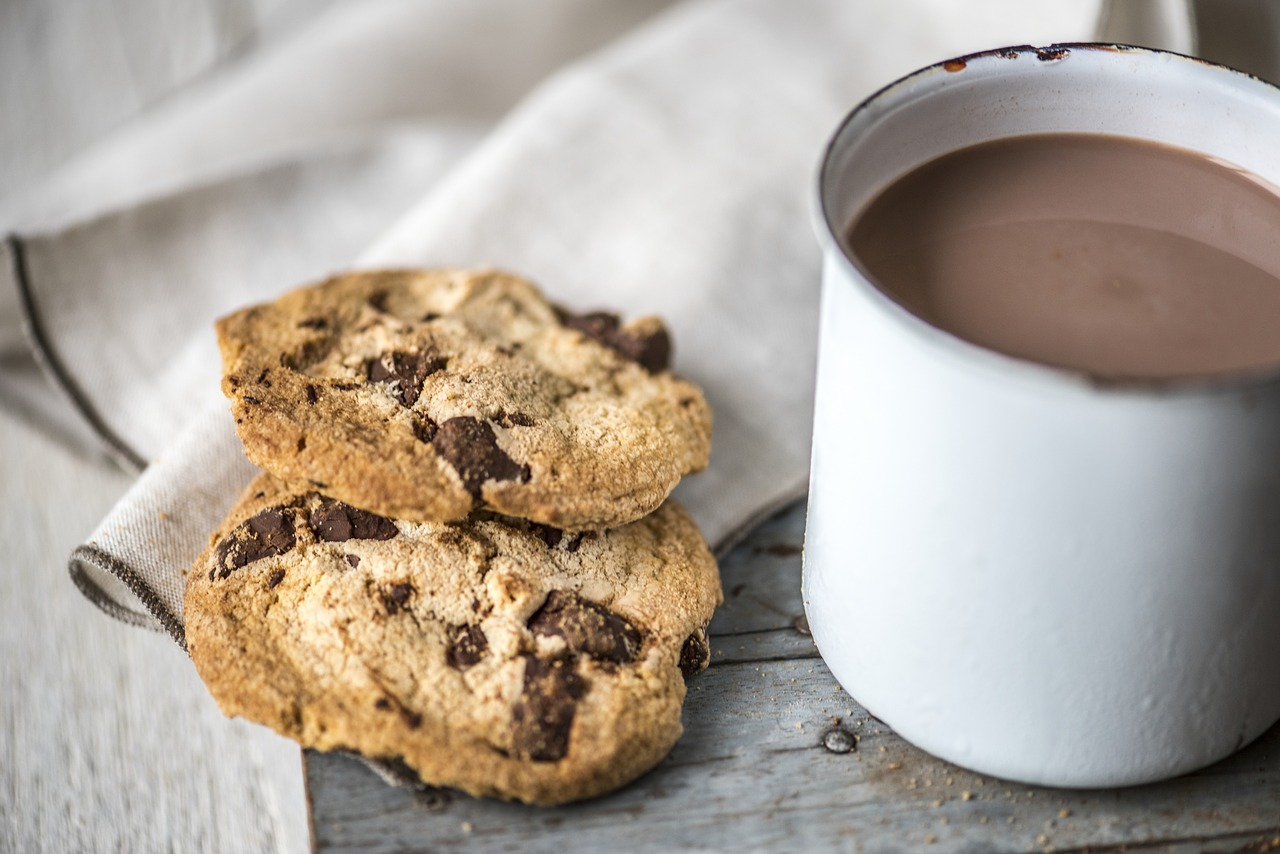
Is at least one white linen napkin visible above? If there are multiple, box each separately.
[6,0,1103,644]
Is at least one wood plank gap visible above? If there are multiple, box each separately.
[707,652,822,668]
[712,626,807,640]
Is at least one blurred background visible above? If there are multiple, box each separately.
[4,0,1280,228]
[1,0,329,208]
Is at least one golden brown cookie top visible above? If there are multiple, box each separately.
[184,473,721,804]
[216,268,712,529]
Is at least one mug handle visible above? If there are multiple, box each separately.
[1095,0,1197,55]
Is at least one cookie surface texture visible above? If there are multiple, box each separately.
[216,269,712,529]
[184,473,722,805]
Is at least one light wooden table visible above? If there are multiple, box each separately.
[305,499,1280,853]
[0,400,309,854]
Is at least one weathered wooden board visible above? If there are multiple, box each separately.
[0,408,308,854]
[306,502,1280,853]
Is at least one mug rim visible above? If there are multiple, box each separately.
[814,42,1280,398]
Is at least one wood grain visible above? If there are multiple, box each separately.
[0,409,308,854]
[307,501,1280,853]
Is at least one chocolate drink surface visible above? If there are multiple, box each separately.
[847,133,1280,380]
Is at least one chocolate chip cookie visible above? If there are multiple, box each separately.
[184,473,721,805]
[216,269,712,529]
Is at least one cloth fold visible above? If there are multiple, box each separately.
[10,0,1105,639]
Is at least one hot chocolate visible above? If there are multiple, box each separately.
[847,134,1280,379]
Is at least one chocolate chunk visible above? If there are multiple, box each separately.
[410,414,438,444]
[297,317,328,330]
[268,569,285,589]
[557,309,671,372]
[281,337,333,371]
[562,310,620,340]
[344,554,360,569]
[529,523,563,548]
[211,508,297,579]
[512,656,586,762]
[528,590,642,664]
[679,628,710,677]
[305,384,319,405]
[309,498,398,542]
[496,410,536,428]
[382,582,415,614]
[367,350,446,407]
[527,524,584,553]
[446,624,488,670]
[375,697,392,711]
[432,417,530,498]
[367,290,391,313]
[609,326,671,373]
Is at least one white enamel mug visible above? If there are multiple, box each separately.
[804,44,1280,787]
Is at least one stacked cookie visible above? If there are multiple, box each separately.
[183,268,720,805]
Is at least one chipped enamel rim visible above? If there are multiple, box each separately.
[815,43,1280,397]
